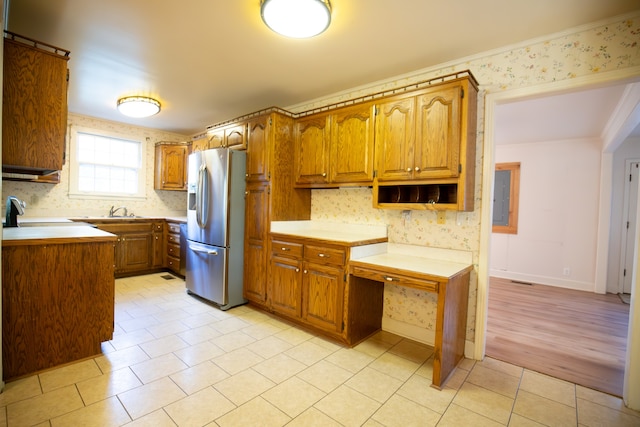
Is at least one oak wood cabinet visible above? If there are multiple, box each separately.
[269,236,346,336]
[154,142,189,191]
[294,102,375,187]
[242,111,311,307]
[2,33,70,177]
[373,76,478,211]
[89,220,165,277]
[191,135,208,153]
[165,220,183,275]
[204,123,247,150]
[2,238,115,380]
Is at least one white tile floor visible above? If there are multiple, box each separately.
[2,272,639,426]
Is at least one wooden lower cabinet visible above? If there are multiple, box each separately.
[268,235,373,344]
[2,239,115,380]
[165,220,183,275]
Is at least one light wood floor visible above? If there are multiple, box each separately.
[486,277,630,397]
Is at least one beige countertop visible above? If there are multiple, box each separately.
[3,225,117,246]
[271,221,388,245]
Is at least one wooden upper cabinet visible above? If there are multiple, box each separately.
[414,84,462,179]
[225,123,246,148]
[208,129,224,149]
[2,35,70,175]
[154,142,189,191]
[330,103,375,184]
[294,114,330,186]
[191,136,208,153]
[374,95,416,181]
[246,116,270,182]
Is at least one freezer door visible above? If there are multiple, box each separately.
[185,240,228,305]
[186,148,229,246]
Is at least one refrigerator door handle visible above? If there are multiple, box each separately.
[196,163,209,228]
[189,244,219,256]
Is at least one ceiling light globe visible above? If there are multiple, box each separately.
[117,96,161,118]
[261,0,331,39]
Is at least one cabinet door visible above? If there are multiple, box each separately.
[270,255,303,318]
[243,183,269,303]
[120,232,153,273]
[208,129,224,149]
[374,96,416,181]
[152,228,164,269]
[294,114,330,186]
[302,262,344,334]
[191,137,208,153]
[155,144,188,191]
[330,104,375,184]
[414,84,462,179]
[246,116,270,182]
[2,38,69,173]
[225,124,246,148]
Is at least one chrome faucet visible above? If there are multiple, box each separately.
[109,206,128,217]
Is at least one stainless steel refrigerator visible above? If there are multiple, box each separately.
[185,147,247,310]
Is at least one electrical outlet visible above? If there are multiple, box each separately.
[437,211,446,224]
[563,267,570,276]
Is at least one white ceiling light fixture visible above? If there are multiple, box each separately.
[117,96,161,118]
[261,0,331,39]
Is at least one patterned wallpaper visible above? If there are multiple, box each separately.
[2,114,189,218]
[302,14,640,344]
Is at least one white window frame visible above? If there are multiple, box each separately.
[68,126,147,200]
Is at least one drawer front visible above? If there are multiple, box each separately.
[166,232,180,245]
[167,255,180,273]
[350,266,439,293]
[167,242,180,258]
[153,222,164,232]
[167,222,181,234]
[271,240,303,258]
[304,245,345,266]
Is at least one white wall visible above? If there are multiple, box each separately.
[607,137,640,293]
[490,138,602,292]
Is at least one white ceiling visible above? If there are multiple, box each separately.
[5,0,640,139]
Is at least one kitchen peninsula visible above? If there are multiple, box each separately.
[2,224,117,380]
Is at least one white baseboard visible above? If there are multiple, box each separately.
[490,269,594,292]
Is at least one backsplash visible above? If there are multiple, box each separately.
[306,14,640,347]
[2,113,189,218]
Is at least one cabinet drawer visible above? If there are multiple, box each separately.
[304,245,345,266]
[271,240,303,257]
[167,255,180,272]
[167,222,181,234]
[167,242,180,258]
[350,266,439,293]
[166,233,180,245]
[153,222,164,232]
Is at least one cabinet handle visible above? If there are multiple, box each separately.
[295,268,300,272]
[383,276,397,282]
[322,172,327,177]
[414,166,421,172]
[318,253,329,258]
[155,236,159,240]
[304,269,308,274]
[406,168,412,172]
[281,247,290,251]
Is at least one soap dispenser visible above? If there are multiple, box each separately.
[5,196,25,227]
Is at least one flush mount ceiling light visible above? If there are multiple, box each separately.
[117,96,161,118]
[261,0,331,38]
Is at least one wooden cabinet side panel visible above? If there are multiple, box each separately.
[2,242,114,380]
[374,97,415,181]
[415,85,461,179]
[330,104,375,184]
[3,39,68,171]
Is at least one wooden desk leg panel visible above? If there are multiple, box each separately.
[432,271,471,389]
[346,276,384,345]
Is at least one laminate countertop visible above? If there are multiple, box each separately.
[2,225,117,246]
[270,221,388,246]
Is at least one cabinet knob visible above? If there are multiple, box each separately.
[384,276,396,282]
[304,269,308,274]
[318,253,329,258]
[406,168,412,172]
[414,166,421,172]
[245,173,249,177]
[281,247,290,251]
[295,268,300,272]
[322,172,327,177]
